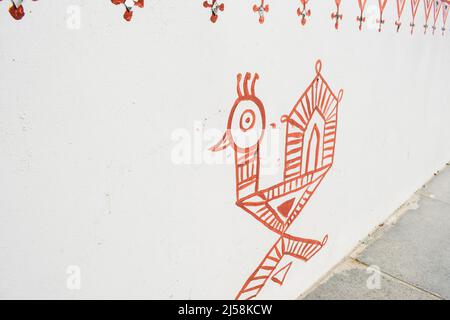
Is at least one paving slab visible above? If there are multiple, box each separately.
[303,260,437,300]
[419,164,450,205]
[356,195,450,299]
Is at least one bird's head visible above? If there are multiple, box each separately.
[210,73,266,154]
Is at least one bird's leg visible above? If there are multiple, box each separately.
[236,233,328,300]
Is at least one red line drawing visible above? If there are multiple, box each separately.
[210,60,344,300]
[410,0,421,34]
[1,0,37,20]
[442,1,449,35]
[253,0,269,24]
[395,0,407,32]
[356,0,367,30]
[297,0,311,26]
[331,0,343,30]
[111,0,144,22]
[271,261,293,286]
[203,0,224,23]
[423,0,434,33]
[377,0,388,32]
[432,0,442,34]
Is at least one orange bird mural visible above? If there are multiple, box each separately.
[210,60,344,300]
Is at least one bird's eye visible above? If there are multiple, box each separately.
[227,99,265,151]
[239,109,256,132]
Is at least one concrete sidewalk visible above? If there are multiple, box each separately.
[301,163,450,300]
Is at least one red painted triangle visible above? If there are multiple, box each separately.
[276,198,296,218]
[271,262,293,286]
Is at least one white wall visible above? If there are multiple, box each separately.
[0,0,449,299]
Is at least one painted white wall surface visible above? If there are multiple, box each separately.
[0,1,449,299]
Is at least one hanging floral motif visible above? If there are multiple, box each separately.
[111,0,144,22]
[1,0,38,20]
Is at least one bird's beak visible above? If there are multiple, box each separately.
[209,131,231,152]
